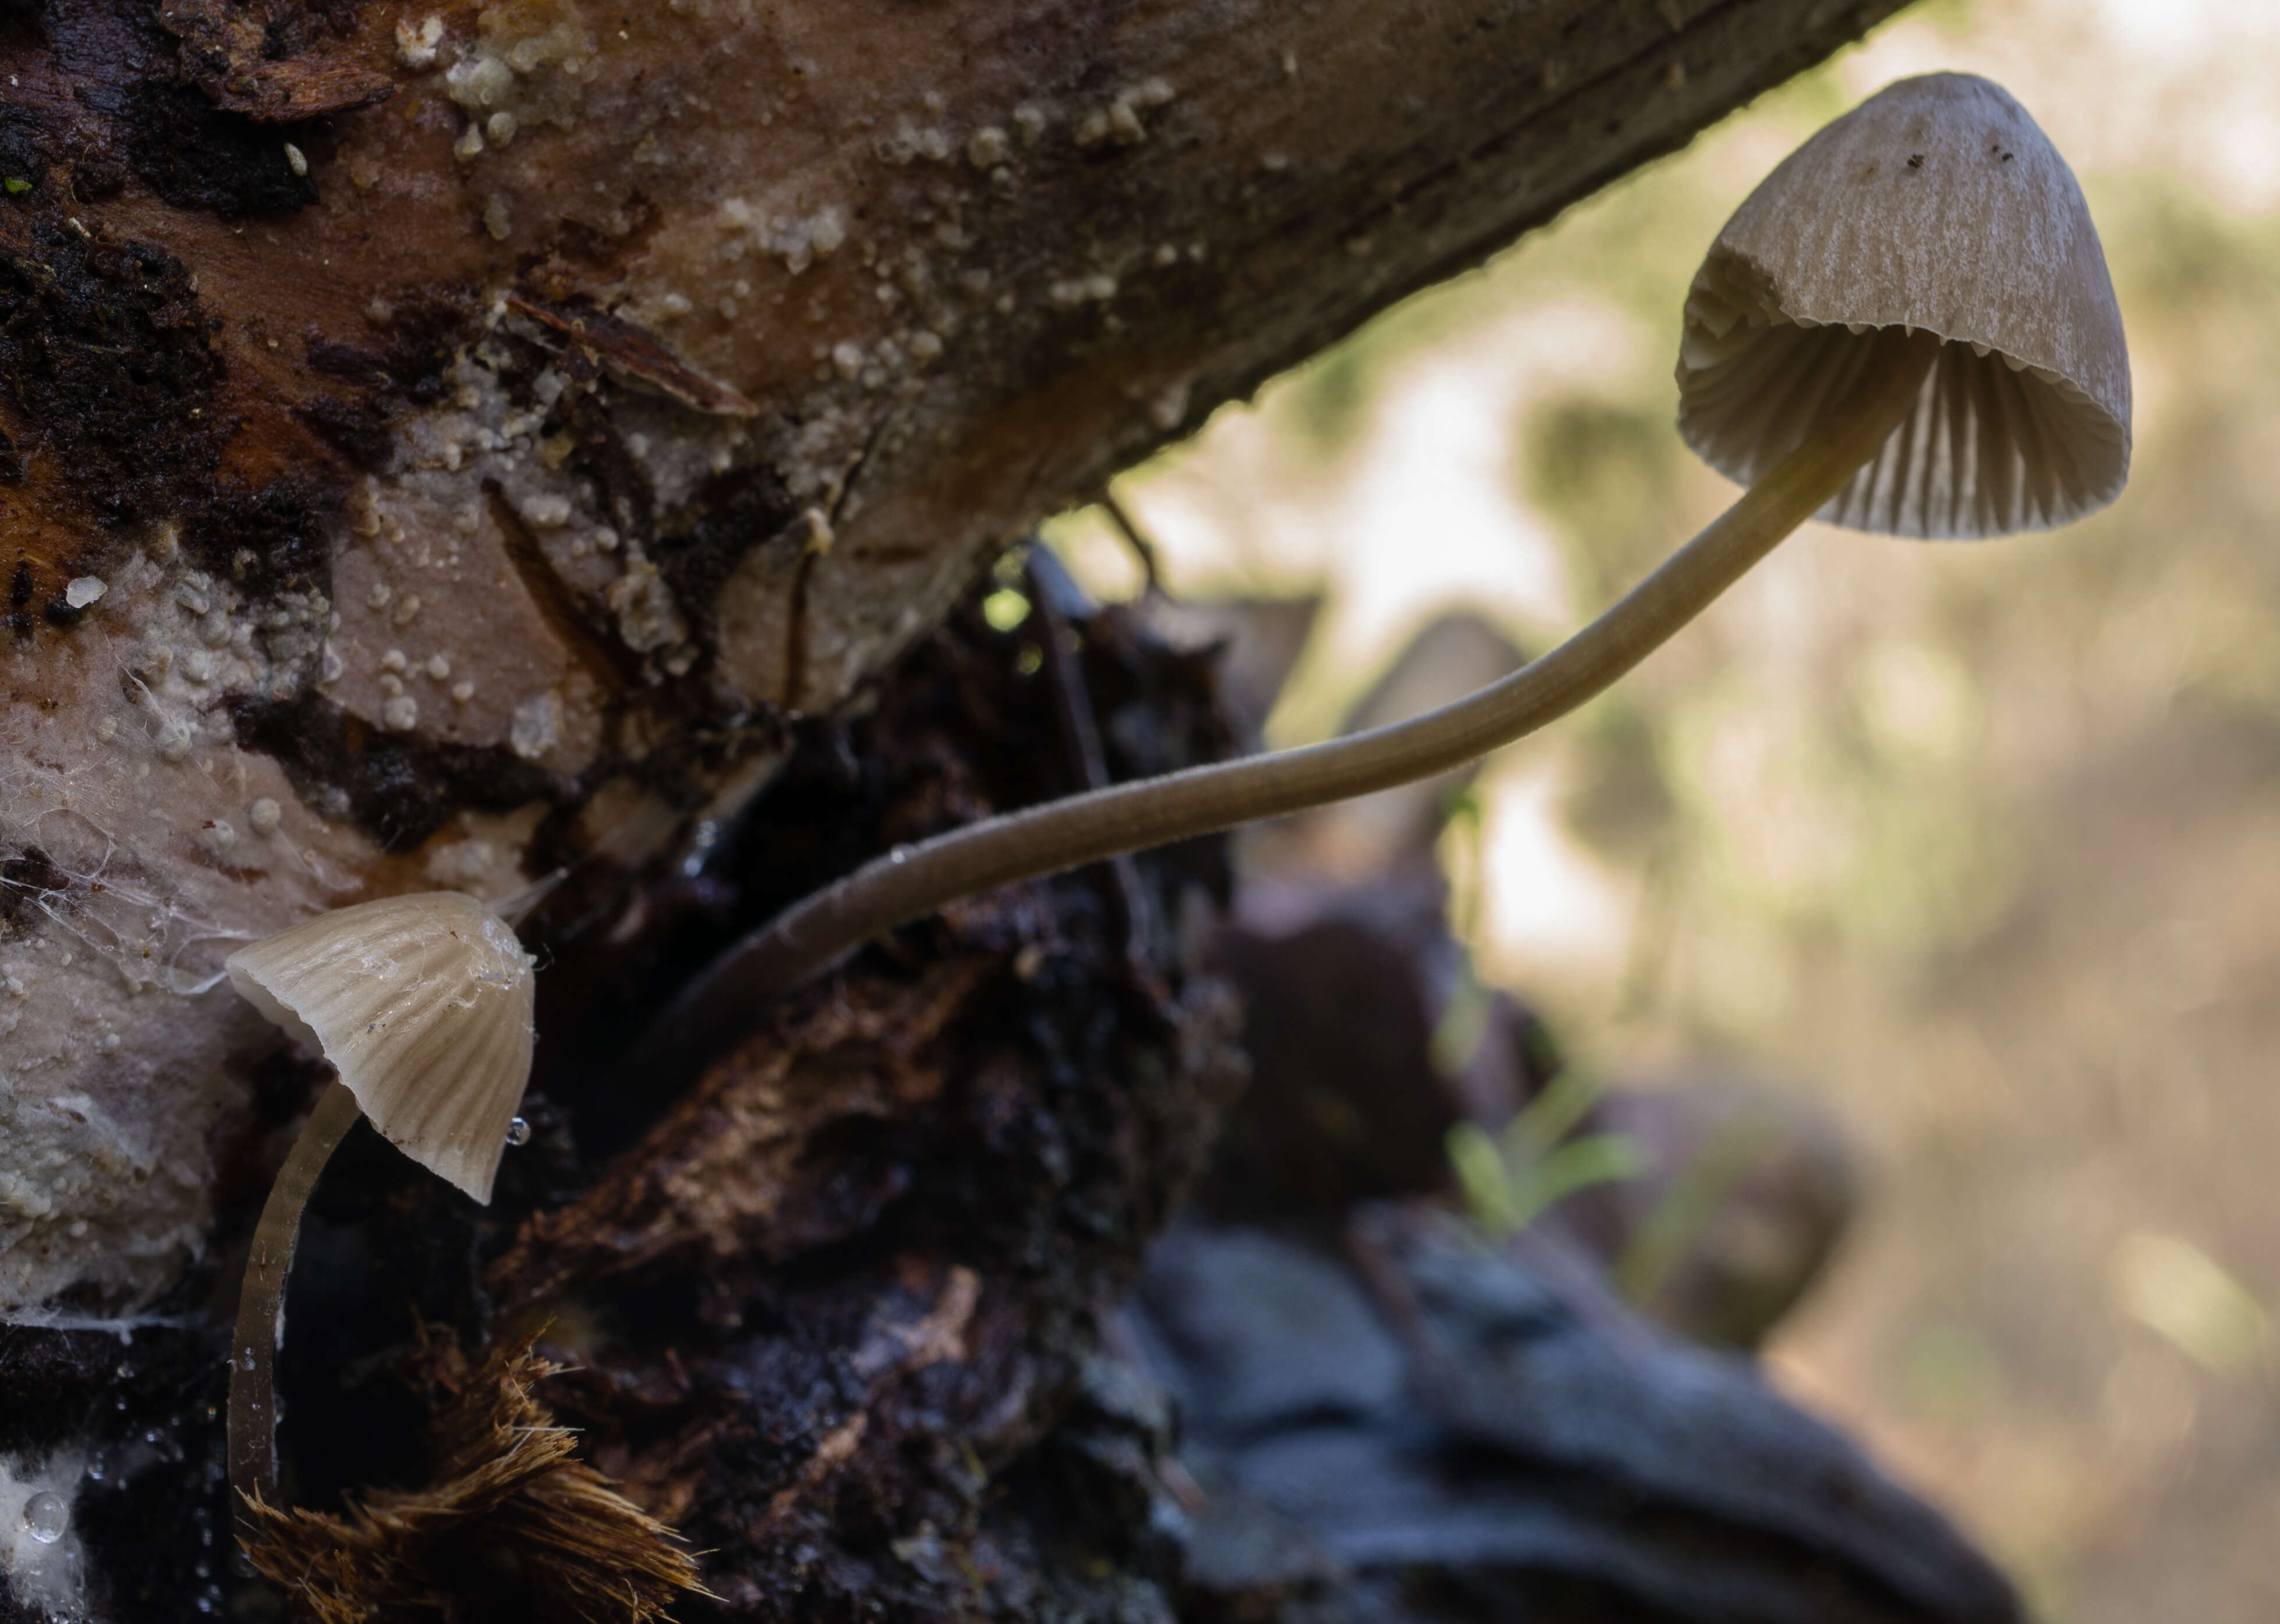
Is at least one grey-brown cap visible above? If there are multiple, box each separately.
[1678,72,2130,538]
[227,892,536,1204]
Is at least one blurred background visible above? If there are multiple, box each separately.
[1047,1,2280,1618]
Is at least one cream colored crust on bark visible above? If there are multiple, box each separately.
[1678,73,2130,538]
[0,576,391,1317]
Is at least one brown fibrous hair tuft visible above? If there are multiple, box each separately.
[238,1328,708,1623]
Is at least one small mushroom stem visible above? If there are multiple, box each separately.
[228,1078,363,1513]
[641,330,1941,1077]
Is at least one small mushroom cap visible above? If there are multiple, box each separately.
[227,892,536,1204]
[1678,73,2130,538]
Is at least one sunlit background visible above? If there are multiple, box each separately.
[1047,0,2280,1616]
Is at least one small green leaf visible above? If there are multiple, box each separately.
[1507,1065,1603,1158]
[1450,1121,1643,1241]
[1448,1123,1522,1235]
[2,178,31,197]
[1524,1133,1647,1212]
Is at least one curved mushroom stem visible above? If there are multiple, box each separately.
[228,1077,363,1514]
[639,330,1941,1080]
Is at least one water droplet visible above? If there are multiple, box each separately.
[889,845,911,866]
[505,1116,532,1147]
[682,819,721,878]
[21,1491,66,1544]
[84,1461,103,1483]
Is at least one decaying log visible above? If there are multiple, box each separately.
[0,579,1248,1620]
[0,548,2023,1622]
[0,0,1909,1317]
[0,3,1959,1615]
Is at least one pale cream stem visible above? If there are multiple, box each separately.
[640,331,1941,1080]
[228,1078,363,1512]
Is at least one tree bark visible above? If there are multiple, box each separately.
[0,7,1932,1615]
[0,0,1907,1321]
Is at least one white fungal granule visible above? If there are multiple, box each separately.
[509,692,561,760]
[966,127,1008,168]
[395,15,444,69]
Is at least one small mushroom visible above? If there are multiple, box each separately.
[639,74,2129,1076]
[225,892,536,1509]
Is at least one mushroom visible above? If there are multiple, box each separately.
[1679,72,2129,536]
[225,892,536,1509]
[633,72,2128,1079]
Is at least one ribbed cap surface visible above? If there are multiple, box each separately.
[1678,73,2130,538]
[227,892,536,1204]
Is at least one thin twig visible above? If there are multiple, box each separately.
[1024,546,1162,988]
[1096,485,1164,598]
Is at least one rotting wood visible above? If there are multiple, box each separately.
[0,512,2026,1622]
[0,0,1909,1322]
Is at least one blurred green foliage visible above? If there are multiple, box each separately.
[1069,6,2280,1607]
[1448,1065,1644,1242]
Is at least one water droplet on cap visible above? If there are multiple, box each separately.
[21,1491,66,1544]
[505,1116,532,1147]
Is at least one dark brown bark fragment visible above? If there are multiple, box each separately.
[156,0,392,124]
[505,296,760,419]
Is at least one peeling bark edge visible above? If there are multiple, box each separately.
[1162,1,1921,474]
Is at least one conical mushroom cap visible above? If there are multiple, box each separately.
[227,892,536,1204]
[1678,73,2130,538]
